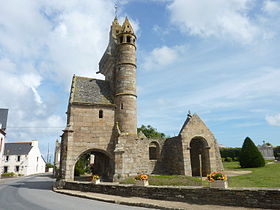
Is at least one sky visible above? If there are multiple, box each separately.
[0,0,280,161]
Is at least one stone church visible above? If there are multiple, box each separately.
[59,17,223,181]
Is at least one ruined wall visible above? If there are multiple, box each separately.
[160,136,185,175]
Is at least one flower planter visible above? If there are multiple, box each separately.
[135,180,149,186]
[209,180,228,189]
[92,179,100,184]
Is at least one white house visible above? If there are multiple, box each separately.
[0,129,5,167]
[0,108,8,170]
[1,140,46,175]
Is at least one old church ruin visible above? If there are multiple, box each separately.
[59,17,223,181]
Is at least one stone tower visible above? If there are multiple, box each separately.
[99,17,137,135]
[115,17,137,135]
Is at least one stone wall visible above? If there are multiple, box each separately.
[161,136,185,175]
[59,181,280,209]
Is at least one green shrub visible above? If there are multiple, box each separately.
[1,172,16,177]
[239,137,265,168]
[220,147,241,159]
[225,157,233,162]
[221,158,225,162]
[274,146,280,158]
[233,157,239,161]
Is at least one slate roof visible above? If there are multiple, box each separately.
[4,142,32,155]
[0,108,8,130]
[70,76,114,105]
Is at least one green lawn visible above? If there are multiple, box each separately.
[119,162,280,188]
[120,175,208,186]
[223,161,280,187]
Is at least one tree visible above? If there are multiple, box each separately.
[46,163,54,169]
[239,137,265,168]
[137,125,166,139]
[74,153,90,176]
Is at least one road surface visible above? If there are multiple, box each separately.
[0,174,150,210]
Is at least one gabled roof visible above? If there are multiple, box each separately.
[0,108,8,130]
[4,142,32,155]
[179,113,211,135]
[70,76,114,105]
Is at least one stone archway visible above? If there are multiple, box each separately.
[74,149,114,181]
[190,137,210,177]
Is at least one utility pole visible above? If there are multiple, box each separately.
[47,142,50,163]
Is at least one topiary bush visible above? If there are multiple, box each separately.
[239,137,265,168]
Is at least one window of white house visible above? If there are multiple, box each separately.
[15,166,19,172]
[17,156,20,162]
[5,156,9,161]
[4,166,8,173]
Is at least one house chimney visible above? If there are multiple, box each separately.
[31,140,38,147]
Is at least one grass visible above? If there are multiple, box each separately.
[120,175,208,186]
[119,162,280,188]
[223,161,280,188]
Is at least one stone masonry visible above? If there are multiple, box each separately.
[59,16,223,181]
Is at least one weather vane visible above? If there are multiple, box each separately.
[114,0,119,17]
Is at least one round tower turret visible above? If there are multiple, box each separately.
[115,17,137,135]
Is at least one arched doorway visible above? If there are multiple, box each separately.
[74,149,114,182]
[190,137,210,177]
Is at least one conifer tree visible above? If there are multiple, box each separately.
[239,137,265,168]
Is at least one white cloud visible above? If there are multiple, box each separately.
[47,115,64,128]
[263,0,280,14]
[143,46,180,70]
[167,0,263,43]
[265,114,280,126]
[0,0,118,147]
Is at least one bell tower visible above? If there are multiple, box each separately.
[115,17,137,135]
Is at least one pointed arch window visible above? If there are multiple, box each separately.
[99,110,103,118]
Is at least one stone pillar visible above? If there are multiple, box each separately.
[59,126,74,181]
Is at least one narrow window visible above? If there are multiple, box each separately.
[4,166,8,173]
[99,110,103,118]
[15,166,19,172]
[37,157,39,162]
[5,156,9,161]
[127,36,131,43]
[17,156,20,162]
[121,103,124,110]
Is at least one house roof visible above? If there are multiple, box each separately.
[0,108,8,130]
[70,76,114,105]
[4,142,32,155]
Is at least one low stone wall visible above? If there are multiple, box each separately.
[57,181,280,209]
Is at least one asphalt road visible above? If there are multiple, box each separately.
[0,174,150,210]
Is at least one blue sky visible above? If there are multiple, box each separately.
[0,0,280,161]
